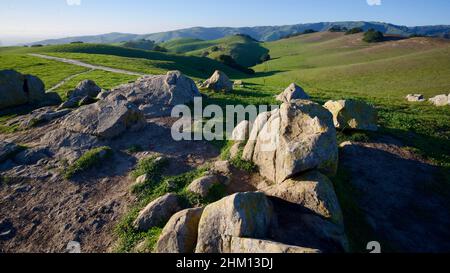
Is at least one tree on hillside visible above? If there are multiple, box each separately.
[345,27,364,35]
[217,54,255,75]
[259,53,271,63]
[363,29,385,43]
[328,26,348,32]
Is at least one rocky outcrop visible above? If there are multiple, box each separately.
[61,96,145,139]
[406,94,425,102]
[242,110,276,161]
[276,83,310,103]
[244,100,338,184]
[195,192,273,253]
[68,80,102,100]
[201,70,233,93]
[221,236,320,253]
[261,171,343,225]
[187,175,223,198]
[0,70,46,110]
[429,94,449,106]
[230,120,250,142]
[323,100,378,131]
[111,71,201,117]
[155,208,204,253]
[134,193,182,232]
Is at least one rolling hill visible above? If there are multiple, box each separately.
[161,35,269,67]
[29,21,450,46]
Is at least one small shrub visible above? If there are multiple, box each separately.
[217,54,255,75]
[328,26,347,33]
[363,29,385,43]
[259,53,271,63]
[64,146,113,179]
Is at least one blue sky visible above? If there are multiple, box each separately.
[1,0,449,45]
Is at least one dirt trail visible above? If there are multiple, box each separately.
[46,69,95,92]
[29,54,145,77]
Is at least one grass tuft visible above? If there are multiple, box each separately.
[64,146,113,179]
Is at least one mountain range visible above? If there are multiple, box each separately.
[30,21,450,45]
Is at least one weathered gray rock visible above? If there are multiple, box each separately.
[406,94,425,102]
[111,71,200,117]
[58,98,80,110]
[211,160,232,178]
[429,94,449,106]
[61,96,145,139]
[242,110,276,161]
[14,148,49,165]
[201,70,233,93]
[96,90,110,100]
[261,171,343,224]
[276,83,310,103]
[134,193,182,231]
[24,108,71,127]
[78,96,96,106]
[187,175,223,198]
[229,142,242,159]
[246,100,338,184]
[0,141,21,163]
[324,100,378,131]
[68,80,101,100]
[0,70,46,110]
[221,236,321,253]
[155,208,204,253]
[196,192,273,253]
[231,120,250,142]
[233,80,244,88]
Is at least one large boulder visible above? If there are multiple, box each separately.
[230,120,250,142]
[196,192,273,253]
[429,94,449,106]
[155,208,204,253]
[221,236,320,253]
[245,100,338,184]
[201,70,233,93]
[242,110,276,161]
[134,193,183,232]
[111,71,200,117]
[276,83,310,103]
[68,80,101,100]
[324,100,378,131]
[0,70,46,110]
[261,171,343,225]
[61,96,145,139]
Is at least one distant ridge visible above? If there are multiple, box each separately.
[29,21,450,45]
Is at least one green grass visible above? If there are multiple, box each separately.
[64,146,113,179]
[0,54,88,91]
[162,35,270,67]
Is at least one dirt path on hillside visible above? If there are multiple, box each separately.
[29,54,145,77]
[46,69,95,92]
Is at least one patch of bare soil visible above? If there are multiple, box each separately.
[339,137,450,252]
[0,117,219,253]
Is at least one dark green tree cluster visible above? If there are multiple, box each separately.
[363,29,385,43]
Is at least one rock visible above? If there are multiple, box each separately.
[58,97,80,110]
[68,80,101,100]
[132,174,148,188]
[429,94,449,106]
[61,96,145,139]
[155,208,204,253]
[211,160,232,177]
[233,80,244,88]
[231,120,250,142]
[0,141,21,163]
[195,192,273,253]
[24,108,71,127]
[201,70,233,93]
[221,236,321,253]
[134,193,182,231]
[39,128,101,164]
[261,171,343,224]
[14,148,49,165]
[187,175,223,198]
[96,90,110,100]
[242,110,276,161]
[78,96,96,106]
[406,94,425,102]
[276,83,310,103]
[246,100,338,183]
[229,142,242,159]
[0,70,45,110]
[324,100,378,131]
[0,219,16,241]
[111,71,200,117]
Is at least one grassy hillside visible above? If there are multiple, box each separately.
[162,35,269,67]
